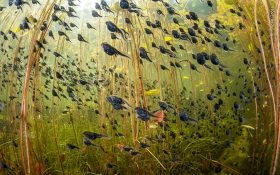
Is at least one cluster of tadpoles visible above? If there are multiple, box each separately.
[0,0,280,174]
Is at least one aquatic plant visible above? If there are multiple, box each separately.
[0,0,279,174]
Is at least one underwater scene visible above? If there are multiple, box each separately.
[0,0,280,174]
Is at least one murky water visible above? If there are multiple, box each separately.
[0,0,279,174]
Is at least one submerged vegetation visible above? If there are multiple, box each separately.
[0,0,279,174]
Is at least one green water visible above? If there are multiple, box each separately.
[0,0,278,174]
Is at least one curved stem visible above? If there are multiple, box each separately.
[271,1,280,174]
[254,0,278,174]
